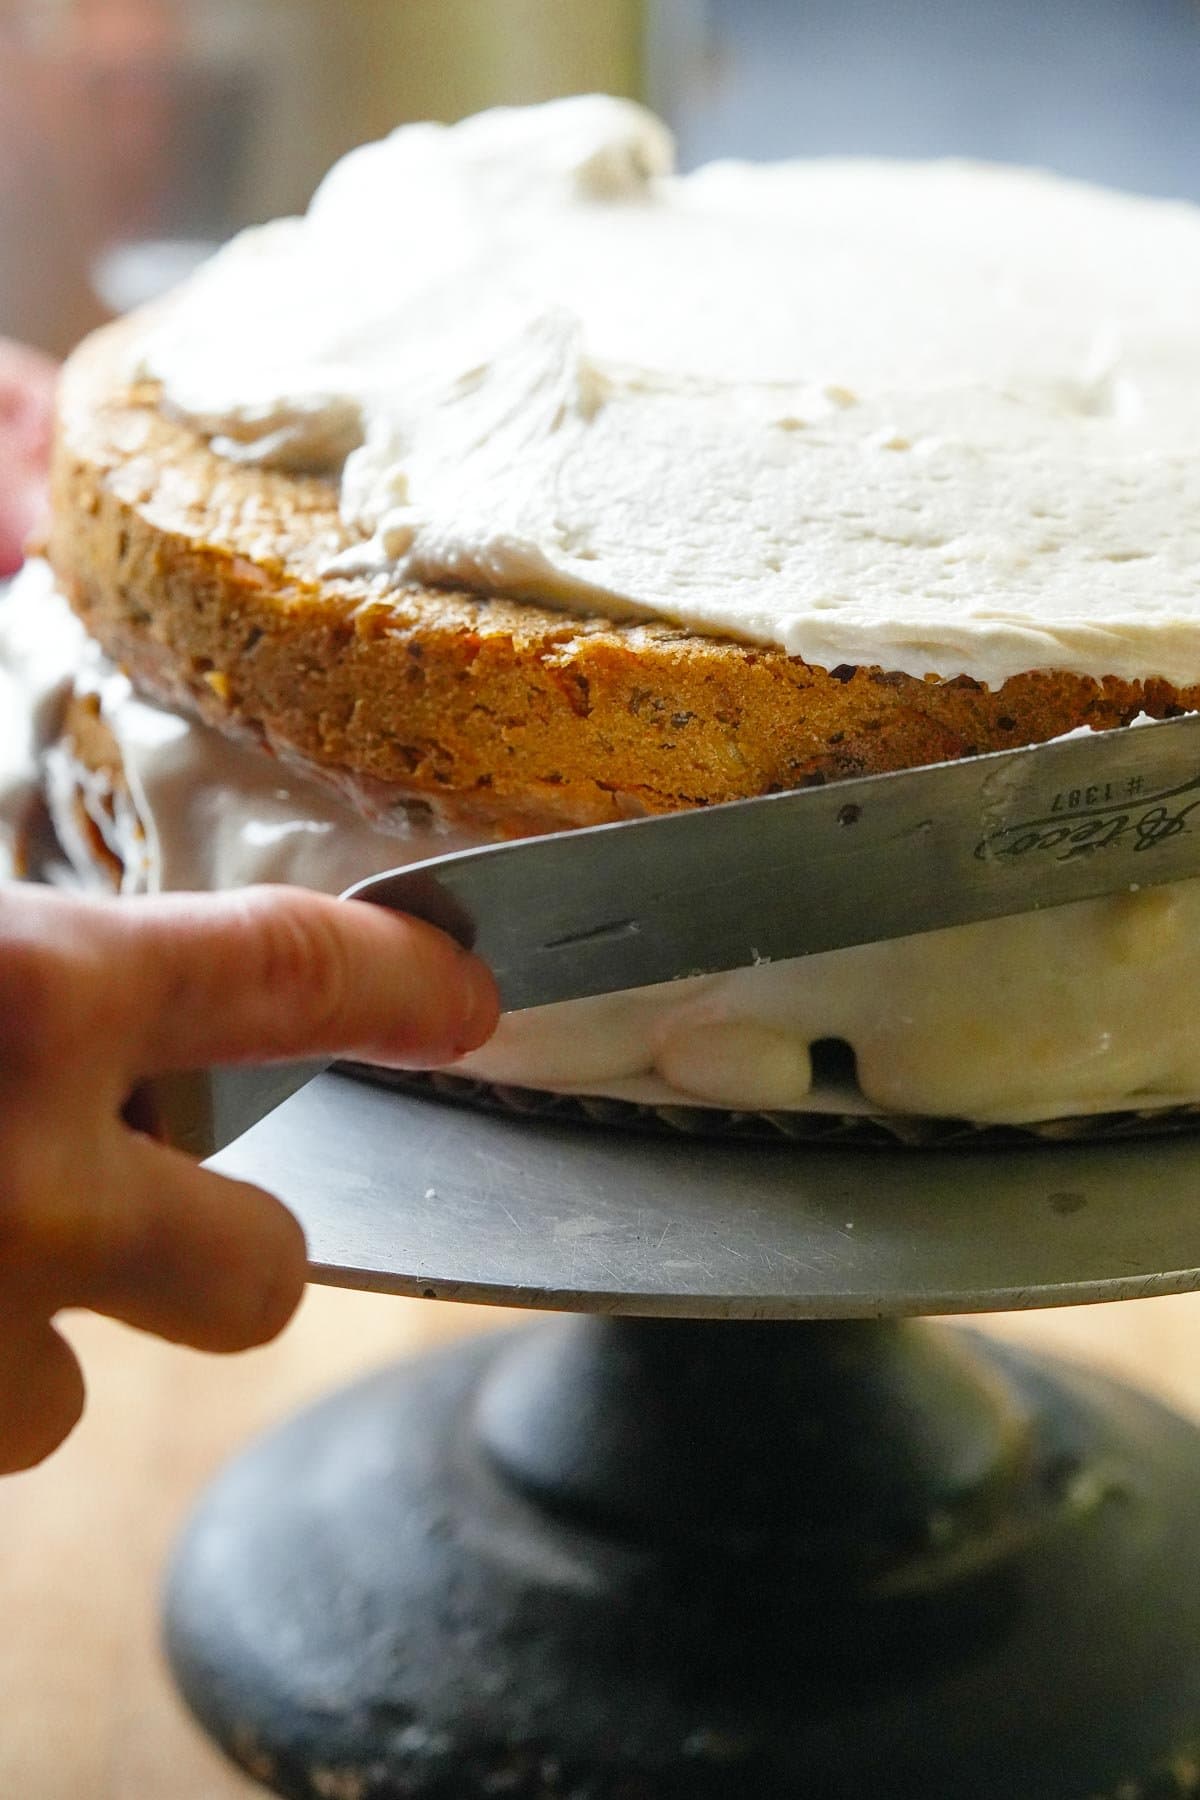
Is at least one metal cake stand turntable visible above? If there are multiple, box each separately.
[162,1070,1200,1800]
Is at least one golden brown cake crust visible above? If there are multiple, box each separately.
[47,315,1200,834]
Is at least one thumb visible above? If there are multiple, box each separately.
[99,886,499,1076]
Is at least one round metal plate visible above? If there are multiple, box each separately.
[209,1072,1200,1319]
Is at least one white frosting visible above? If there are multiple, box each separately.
[466,885,1200,1124]
[0,561,87,879]
[8,566,1200,1125]
[139,95,1200,689]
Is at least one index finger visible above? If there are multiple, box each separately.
[100,886,499,1077]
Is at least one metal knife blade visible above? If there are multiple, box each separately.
[347,712,1200,1011]
[177,712,1200,1160]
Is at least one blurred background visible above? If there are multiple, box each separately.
[2,0,1200,356]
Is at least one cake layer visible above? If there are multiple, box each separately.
[48,317,1197,836]
[0,562,480,893]
[37,104,1200,1125]
[137,96,1200,687]
[10,563,1200,1127]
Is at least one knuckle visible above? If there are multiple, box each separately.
[0,937,78,1075]
[0,1137,57,1272]
[0,1125,117,1294]
[246,891,353,1041]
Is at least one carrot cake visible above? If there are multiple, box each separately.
[7,94,1200,1124]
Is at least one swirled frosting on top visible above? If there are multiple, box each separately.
[138,95,1200,688]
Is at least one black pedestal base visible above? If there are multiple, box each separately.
[165,1320,1200,1799]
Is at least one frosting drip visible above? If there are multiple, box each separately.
[139,96,1200,688]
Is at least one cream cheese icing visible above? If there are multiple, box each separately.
[137,95,1200,689]
[8,565,1200,1126]
[0,560,85,879]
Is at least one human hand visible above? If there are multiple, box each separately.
[0,881,499,1473]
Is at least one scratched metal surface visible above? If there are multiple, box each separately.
[208,1072,1200,1319]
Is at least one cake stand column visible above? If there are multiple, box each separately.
[164,1312,1200,1799]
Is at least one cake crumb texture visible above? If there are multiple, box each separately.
[48,318,1200,834]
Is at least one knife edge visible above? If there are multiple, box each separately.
[346,711,1200,1012]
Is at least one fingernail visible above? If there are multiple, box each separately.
[453,955,499,1056]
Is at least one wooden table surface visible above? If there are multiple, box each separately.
[5,1280,1200,1799]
